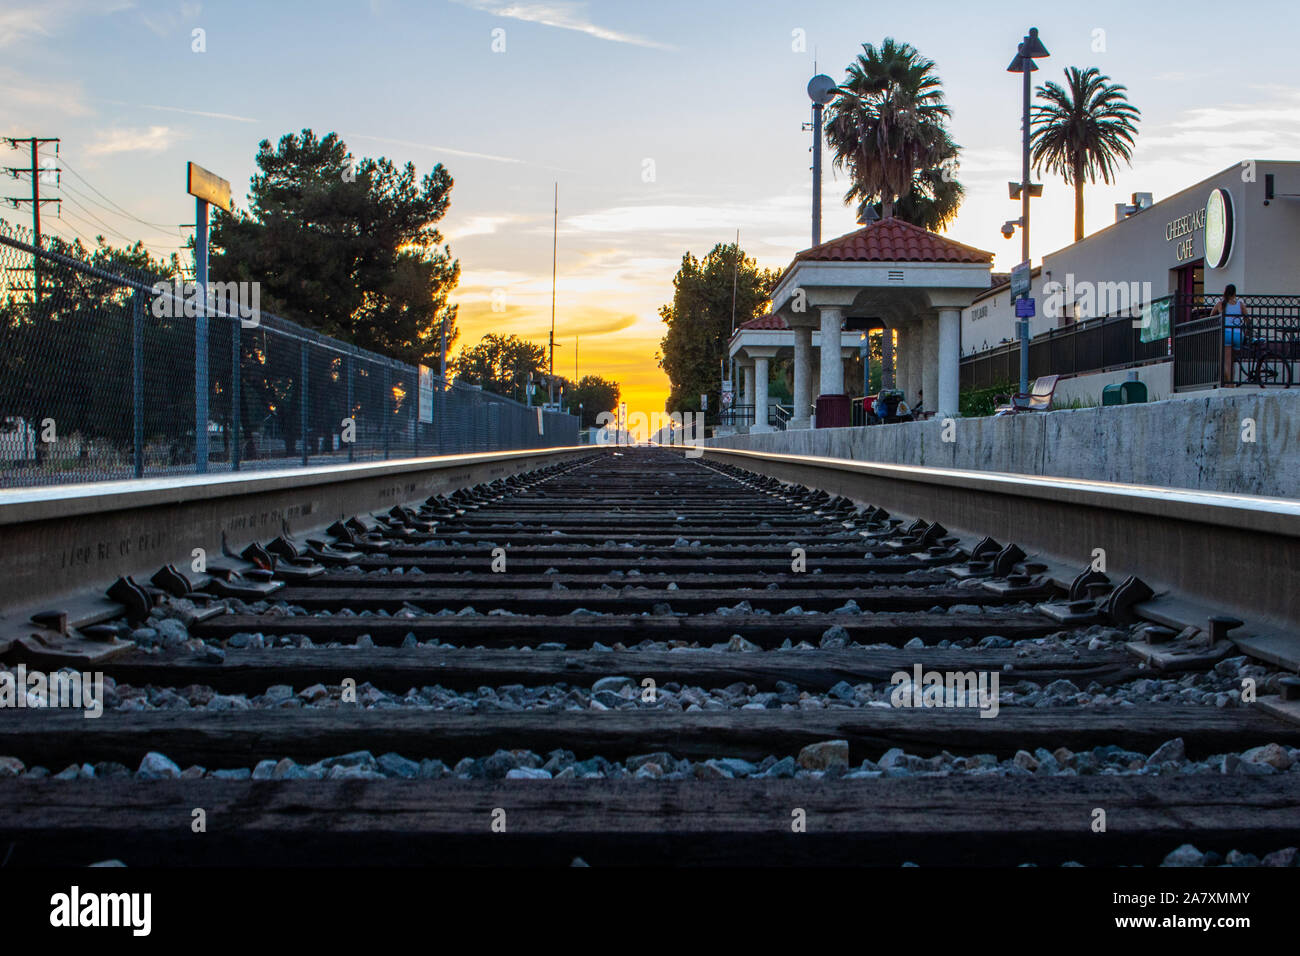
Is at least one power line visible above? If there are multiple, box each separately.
[54,190,191,251]
[58,178,190,244]
[37,212,97,249]
[58,191,159,245]
[57,153,186,232]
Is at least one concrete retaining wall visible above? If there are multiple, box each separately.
[1052,362,1176,406]
[710,391,1300,497]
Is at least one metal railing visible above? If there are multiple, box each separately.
[718,402,796,430]
[1173,294,1299,390]
[961,293,1300,393]
[0,220,579,487]
[719,403,755,427]
[961,297,1172,391]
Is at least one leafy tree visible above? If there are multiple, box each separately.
[1031,66,1141,241]
[452,333,547,403]
[568,374,620,427]
[206,129,461,456]
[825,39,961,226]
[0,231,189,463]
[209,129,460,366]
[657,242,780,414]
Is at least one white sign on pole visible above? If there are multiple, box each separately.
[1010,260,1032,299]
[418,365,434,423]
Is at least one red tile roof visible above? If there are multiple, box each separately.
[795,218,994,264]
[738,314,789,331]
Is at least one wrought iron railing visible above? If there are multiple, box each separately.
[1173,294,1299,390]
[719,403,755,427]
[961,293,1300,393]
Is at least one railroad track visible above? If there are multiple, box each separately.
[2,448,1299,867]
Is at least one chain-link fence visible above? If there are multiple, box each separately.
[0,220,578,487]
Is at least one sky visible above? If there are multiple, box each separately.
[4,0,1300,413]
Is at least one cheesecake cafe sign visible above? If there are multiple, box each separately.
[1166,205,1206,262]
[1164,188,1235,265]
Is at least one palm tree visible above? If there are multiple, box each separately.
[825,38,960,226]
[851,135,965,231]
[1030,66,1141,241]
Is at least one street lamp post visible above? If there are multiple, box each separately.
[1007,27,1049,395]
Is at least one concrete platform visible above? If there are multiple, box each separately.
[699,445,1300,635]
[711,388,1300,497]
[0,446,591,625]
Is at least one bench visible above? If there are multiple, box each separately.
[994,374,1059,415]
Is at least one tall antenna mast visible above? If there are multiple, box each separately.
[807,74,835,247]
[549,182,557,375]
[729,229,740,334]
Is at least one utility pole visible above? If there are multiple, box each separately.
[549,182,557,376]
[4,136,61,304]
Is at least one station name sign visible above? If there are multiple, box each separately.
[1166,206,1205,262]
[186,161,232,212]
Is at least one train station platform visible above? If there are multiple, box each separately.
[710,388,1300,498]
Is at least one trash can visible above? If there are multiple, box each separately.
[1120,380,1148,404]
[815,394,851,428]
[1103,381,1148,406]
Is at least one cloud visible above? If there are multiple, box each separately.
[142,103,258,123]
[87,125,176,156]
[0,0,133,47]
[451,0,673,50]
[443,214,529,241]
[561,194,807,237]
[1125,90,1300,174]
[344,132,532,166]
[1169,102,1300,133]
[456,300,639,338]
[0,67,90,116]
[139,0,201,38]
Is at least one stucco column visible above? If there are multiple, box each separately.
[740,362,754,408]
[937,307,961,419]
[751,355,773,433]
[893,323,910,401]
[922,314,939,418]
[791,326,813,429]
[880,323,895,390]
[818,307,845,395]
[907,324,923,408]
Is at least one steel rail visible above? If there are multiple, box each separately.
[699,446,1300,629]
